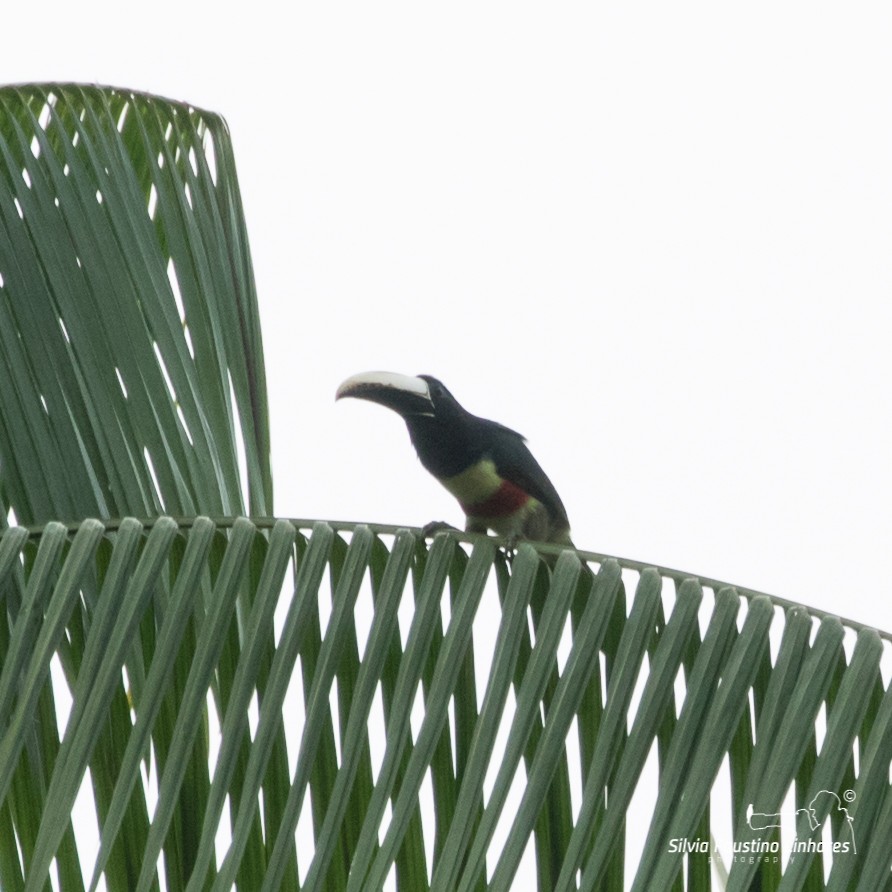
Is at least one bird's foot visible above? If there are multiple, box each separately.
[421,520,459,538]
[501,534,519,564]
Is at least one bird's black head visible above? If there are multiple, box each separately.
[414,375,467,423]
[336,371,482,477]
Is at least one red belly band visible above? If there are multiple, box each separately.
[461,480,530,518]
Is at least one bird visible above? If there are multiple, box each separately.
[335,371,573,546]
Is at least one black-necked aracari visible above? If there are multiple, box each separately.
[336,371,573,546]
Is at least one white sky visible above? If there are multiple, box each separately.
[4,0,891,635]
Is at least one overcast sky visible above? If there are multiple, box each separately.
[4,1,891,635]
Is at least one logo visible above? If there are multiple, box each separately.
[666,789,857,862]
[747,789,856,856]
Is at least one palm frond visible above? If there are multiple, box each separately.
[0,84,271,523]
[1,518,889,891]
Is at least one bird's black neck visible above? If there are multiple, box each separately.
[404,415,483,479]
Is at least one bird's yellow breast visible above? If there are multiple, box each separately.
[439,459,503,504]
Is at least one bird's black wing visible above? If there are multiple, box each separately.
[479,418,570,527]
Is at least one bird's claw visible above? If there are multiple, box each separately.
[501,535,519,564]
[421,520,459,538]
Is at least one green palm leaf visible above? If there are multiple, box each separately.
[1,519,891,890]
[0,83,270,524]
